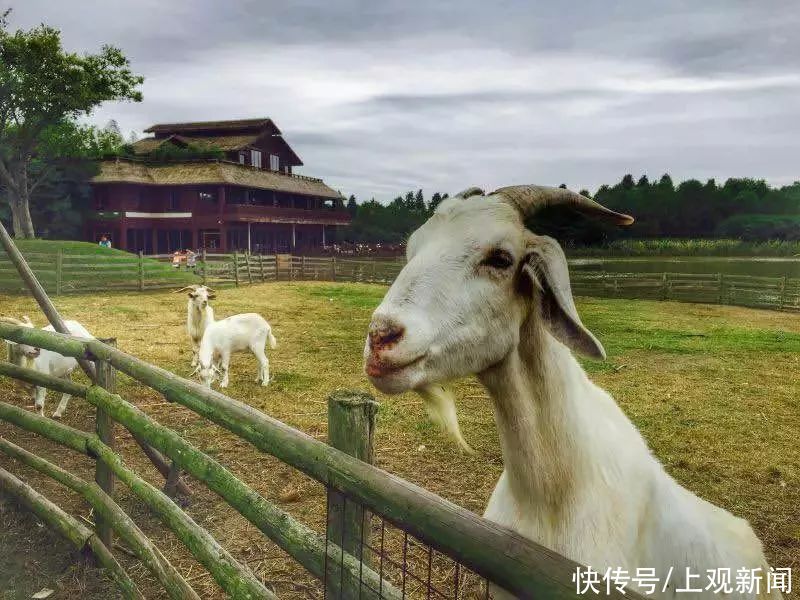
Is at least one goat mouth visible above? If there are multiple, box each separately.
[365,354,425,378]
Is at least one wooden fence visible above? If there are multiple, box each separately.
[0,323,635,599]
[3,249,799,311]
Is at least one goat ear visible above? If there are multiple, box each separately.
[207,293,216,300]
[188,292,196,298]
[521,237,606,360]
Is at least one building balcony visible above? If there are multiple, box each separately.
[223,204,351,226]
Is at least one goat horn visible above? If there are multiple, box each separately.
[454,186,485,199]
[493,185,634,226]
[173,285,199,293]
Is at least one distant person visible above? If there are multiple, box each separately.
[172,250,184,268]
[186,249,197,270]
[98,235,111,248]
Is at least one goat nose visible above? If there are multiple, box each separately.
[368,319,405,349]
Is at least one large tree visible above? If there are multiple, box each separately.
[0,11,143,237]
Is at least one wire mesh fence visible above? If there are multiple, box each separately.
[323,491,491,600]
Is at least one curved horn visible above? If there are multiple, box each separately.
[493,185,634,226]
[173,285,200,293]
[454,186,485,199]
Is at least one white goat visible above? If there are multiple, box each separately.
[175,285,216,367]
[1,316,94,418]
[364,185,781,599]
[194,313,276,388]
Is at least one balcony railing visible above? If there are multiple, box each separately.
[224,204,351,224]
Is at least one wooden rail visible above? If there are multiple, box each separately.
[2,248,798,311]
[0,323,639,599]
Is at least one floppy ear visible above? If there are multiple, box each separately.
[521,236,606,359]
[207,293,217,300]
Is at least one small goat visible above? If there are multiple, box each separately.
[364,185,780,599]
[175,285,216,367]
[1,316,94,418]
[195,313,277,388]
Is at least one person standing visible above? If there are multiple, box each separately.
[99,235,112,248]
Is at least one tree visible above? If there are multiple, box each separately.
[428,192,443,213]
[346,194,358,216]
[636,175,649,187]
[0,11,143,237]
[621,174,635,190]
[413,189,425,212]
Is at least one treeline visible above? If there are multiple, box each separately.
[339,175,800,246]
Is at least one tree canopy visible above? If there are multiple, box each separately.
[0,10,143,237]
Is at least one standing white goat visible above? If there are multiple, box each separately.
[364,186,781,599]
[175,285,216,367]
[195,313,276,388]
[1,315,94,418]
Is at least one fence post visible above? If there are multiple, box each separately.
[779,275,787,310]
[326,390,379,593]
[331,257,337,282]
[259,254,265,282]
[233,252,239,286]
[245,253,253,285]
[55,250,63,296]
[138,251,144,292]
[661,273,668,300]
[301,256,306,279]
[94,337,117,549]
[718,273,725,305]
[201,249,207,286]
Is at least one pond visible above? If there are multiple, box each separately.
[568,257,800,278]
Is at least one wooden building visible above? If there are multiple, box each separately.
[87,118,349,253]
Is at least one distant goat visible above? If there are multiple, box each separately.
[175,285,216,367]
[364,185,781,599]
[1,316,94,418]
[194,313,277,388]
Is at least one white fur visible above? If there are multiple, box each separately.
[185,286,215,367]
[4,318,94,418]
[365,190,780,599]
[196,313,276,388]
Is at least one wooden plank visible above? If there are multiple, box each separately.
[326,391,378,567]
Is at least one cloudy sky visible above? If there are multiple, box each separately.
[10,1,800,201]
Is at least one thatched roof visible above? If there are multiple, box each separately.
[93,159,342,199]
[144,118,280,135]
[131,134,260,155]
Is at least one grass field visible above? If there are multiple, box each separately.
[0,282,798,598]
[0,240,198,294]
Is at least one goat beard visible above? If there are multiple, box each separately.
[415,384,473,454]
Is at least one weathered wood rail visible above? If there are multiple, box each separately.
[3,248,799,311]
[0,322,640,599]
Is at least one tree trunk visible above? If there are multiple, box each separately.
[6,189,35,238]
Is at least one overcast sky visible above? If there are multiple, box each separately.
[10,1,800,201]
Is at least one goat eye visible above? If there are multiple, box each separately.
[480,249,514,270]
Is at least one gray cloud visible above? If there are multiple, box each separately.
[8,1,800,200]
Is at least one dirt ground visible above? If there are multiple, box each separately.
[0,282,798,598]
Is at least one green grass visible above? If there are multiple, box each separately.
[0,283,797,597]
[568,238,800,257]
[9,239,143,257]
[0,239,199,292]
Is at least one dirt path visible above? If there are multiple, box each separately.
[0,497,119,599]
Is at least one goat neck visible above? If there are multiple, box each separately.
[478,315,597,511]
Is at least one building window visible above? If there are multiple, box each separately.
[250,149,262,169]
[168,190,179,210]
[269,154,280,171]
[238,152,246,165]
[199,190,217,204]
